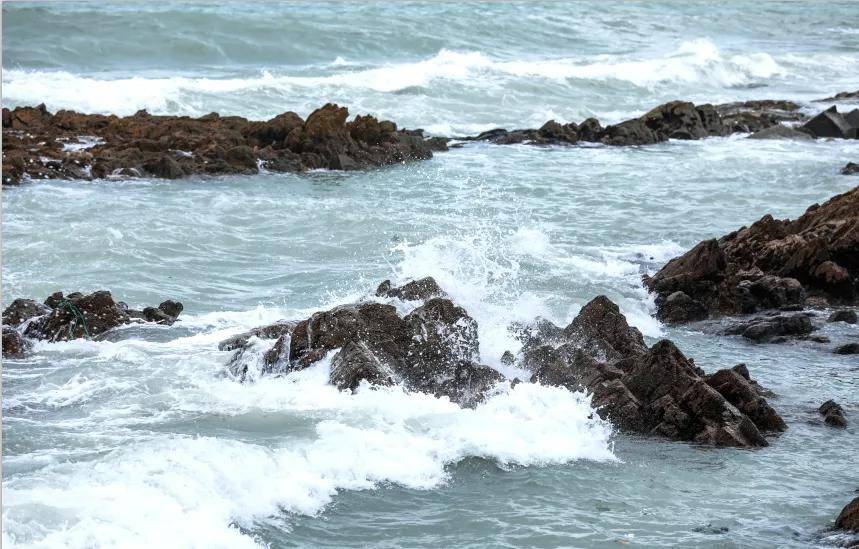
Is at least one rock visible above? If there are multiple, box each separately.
[842,162,859,175]
[646,187,859,320]
[748,125,813,140]
[2,326,29,358]
[329,340,396,391]
[13,290,182,342]
[1,104,434,184]
[705,367,786,431]
[828,309,858,324]
[142,300,184,325]
[375,277,446,301]
[815,90,859,102]
[2,298,51,327]
[836,497,859,532]
[834,343,859,355]
[221,284,503,407]
[801,106,856,139]
[724,313,813,342]
[819,400,847,427]
[656,291,709,323]
[526,295,781,447]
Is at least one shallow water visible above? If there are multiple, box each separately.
[3,2,859,548]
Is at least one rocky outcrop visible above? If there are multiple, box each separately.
[815,90,859,102]
[222,279,502,407]
[2,291,183,352]
[645,187,859,321]
[723,313,814,343]
[466,99,811,147]
[828,309,858,324]
[2,103,442,184]
[819,400,847,428]
[801,106,859,139]
[375,277,446,301]
[843,162,859,175]
[520,296,784,447]
[2,326,30,358]
[834,343,859,355]
[836,498,859,532]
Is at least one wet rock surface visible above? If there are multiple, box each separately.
[837,497,859,532]
[723,313,814,342]
[463,99,815,147]
[224,280,785,445]
[223,278,501,407]
[819,400,847,428]
[645,187,859,320]
[2,291,183,355]
[519,296,784,447]
[2,103,440,184]
[843,162,859,175]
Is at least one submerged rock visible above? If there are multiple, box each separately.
[2,103,437,184]
[3,291,183,350]
[645,187,859,320]
[834,342,859,355]
[723,313,814,343]
[748,125,813,140]
[842,162,859,175]
[828,309,858,324]
[819,400,847,428]
[521,296,784,447]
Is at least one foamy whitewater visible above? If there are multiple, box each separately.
[3,2,859,548]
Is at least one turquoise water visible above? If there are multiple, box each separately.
[3,2,859,548]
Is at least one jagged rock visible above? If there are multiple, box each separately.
[724,313,813,342]
[836,497,859,531]
[656,291,709,323]
[375,277,446,301]
[645,187,859,320]
[142,300,184,325]
[705,367,786,431]
[525,296,781,447]
[2,327,29,358]
[329,340,397,391]
[842,162,859,175]
[1,103,435,184]
[815,90,859,102]
[834,343,859,355]
[11,290,183,342]
[801,106,857,139]
[222,285,502,407]
[2,298,51,327]
[828,309,858,324]
[748,125,813,140]
[819,400,847,427]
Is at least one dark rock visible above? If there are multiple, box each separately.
[1,103,434,184]
[748,125,813,140]
[15,290,182,342]
[834,343,859,355]
[375,277,445,301]
[2,326,29,358]
[223,285,502,407]
[836,497,859,532]
[705,368,786,431]
[329,340,396,391]
[724,313,813,342]
[646,187,859,320]
[842,162,859,175]
[601,119,662,146]
[142,300,184,325]
[801,106,855,139]
[218,321,297,352]
[829,309,858,324]
[819,399,847,428]
[815,90,859,102]
[527,296,780,447]
[656,291,709,323]
[2,298,51,327]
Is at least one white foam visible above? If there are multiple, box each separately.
[3,367,614,548]
[2,41,791,118]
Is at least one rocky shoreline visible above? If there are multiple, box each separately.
[643,186,859,335]
[1,103,446,184]
[3,90,858,185]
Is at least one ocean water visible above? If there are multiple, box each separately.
[2,2,859,548]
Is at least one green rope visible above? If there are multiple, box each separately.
[57,299,91,339]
